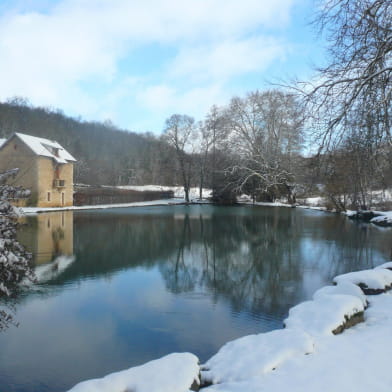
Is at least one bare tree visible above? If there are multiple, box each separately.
[194,106,229,200]
[222,90,304,201]
[163,114,195,202]
[298,0,391,151]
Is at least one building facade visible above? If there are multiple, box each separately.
[0,133,76,207]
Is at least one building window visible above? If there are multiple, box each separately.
[47,192,51,202]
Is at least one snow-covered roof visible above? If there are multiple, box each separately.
[0,138,6,148]
[4,132,76,163]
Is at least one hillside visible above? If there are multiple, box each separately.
[0,99,174,186]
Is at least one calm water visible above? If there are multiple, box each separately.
[1,205,391,391]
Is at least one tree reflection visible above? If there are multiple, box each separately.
[160,208,305,317]
[159,207,390,318]
[15,206,391,322]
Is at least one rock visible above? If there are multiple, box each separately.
[348,210,381,222]
[332,311,364,335]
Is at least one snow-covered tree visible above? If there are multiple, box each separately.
[0,169,34,330]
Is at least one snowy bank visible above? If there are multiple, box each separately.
[333,268,392,294]
[202,291,392,392]
[117,185,212,200]
[345,210,392,227]
[284,294,364,336]
[67,353,200,392]
[200,262,392,391]
[20,187,213,214]
[370,211,392,227]
[19,198,187,214]
[201,329,314,384]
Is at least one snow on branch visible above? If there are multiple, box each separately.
[0,168,34,329]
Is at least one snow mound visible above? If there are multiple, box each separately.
[374,261,392,271]
[313,281,367,307]
[201,329,314,384]
[333,268,392,293]
[370,212,392,226]
[203,292,392,392]
[67,353,200,392]
[284,294,364,336]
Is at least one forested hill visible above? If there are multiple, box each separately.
[0,100,173,186]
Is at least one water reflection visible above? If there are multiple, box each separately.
[20,207,391,312]
[19,211,74,265]
[0,205,390,392]
[15,206,392,317]
[0,212,75,331]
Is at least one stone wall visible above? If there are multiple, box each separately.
[0,136,38,200]
[36,157,74,207]
[0,135,74,207]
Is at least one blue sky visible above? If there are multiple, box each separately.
[0,0,325,134]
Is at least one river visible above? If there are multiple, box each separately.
[0,205,390,391]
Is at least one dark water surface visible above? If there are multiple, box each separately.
[1,205,391,391]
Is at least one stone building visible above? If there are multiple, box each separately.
[0,132,76,207]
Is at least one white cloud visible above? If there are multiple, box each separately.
[0,0,296,130]
[138,83,226,115]
[170,37,287,83]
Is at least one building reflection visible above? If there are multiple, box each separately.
[18,211,74,265]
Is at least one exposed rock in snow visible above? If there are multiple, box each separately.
[333,268,392,294]
[343,210,392,227]
[370,212,392,227]
[284,294,365,336]
[67,353,200,392]
[347,210,381,222]
[201,329,314,385]
[202,292,392,392]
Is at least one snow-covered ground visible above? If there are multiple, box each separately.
[117,185,212,200]
[201,263,392,392]
[67,353,200,392]
[19,186,212,214]
[301,196,326,207]
[66,262,392,392]
[203,292,392,392]
[19,198,187,214]
[240,197,392,227]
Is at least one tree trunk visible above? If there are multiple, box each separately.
[184,186,190,203]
